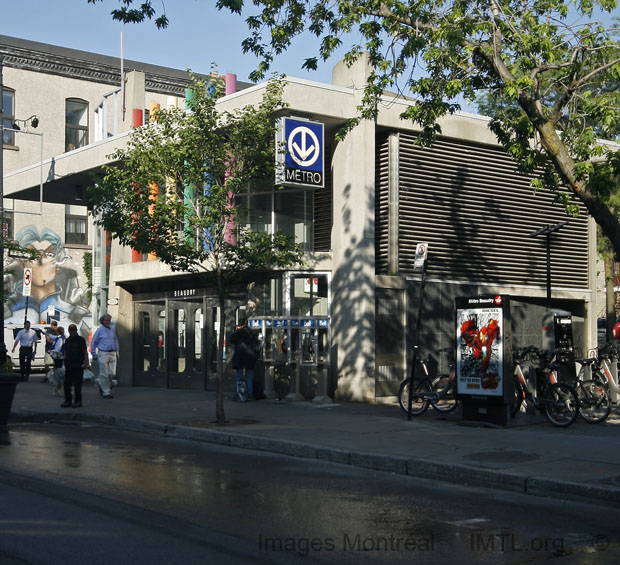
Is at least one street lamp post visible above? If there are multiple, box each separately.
[529,222,567,308]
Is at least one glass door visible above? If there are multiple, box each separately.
[134,302,167,387]
[168,299,206,389]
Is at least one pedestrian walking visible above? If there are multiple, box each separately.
[42,320,58,383]
[228,318,259,401]
[90,314,119,399]
[61,324,89,408]
[11,320,38,382]
[50,326,66,396]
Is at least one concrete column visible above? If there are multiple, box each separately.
[331,53,376,401]
[119,71,145,133]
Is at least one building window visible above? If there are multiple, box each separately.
[2,88,15,146]
[65,215,88,245]
[2,212,13,239]
[237,186,313,251]
[65,98,89,152]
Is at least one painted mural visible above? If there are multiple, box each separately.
[4,226,92,339]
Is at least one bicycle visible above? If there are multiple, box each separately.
[398,351,458,416]
[572,356,611,424]
[588,342,620,404]
[512,346,580,427]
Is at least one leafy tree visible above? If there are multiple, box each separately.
[89,75,303,423]
[90,0,620,259]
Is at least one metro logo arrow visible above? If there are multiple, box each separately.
[288,126,320,167]
[292,131,315,160]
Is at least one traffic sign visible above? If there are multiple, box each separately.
[414,243,429,270]
[23,267,32,297]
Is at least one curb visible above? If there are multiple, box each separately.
[9,410,620,508]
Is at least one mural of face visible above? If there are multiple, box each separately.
[5,225,92,340]
[30,241,58,288]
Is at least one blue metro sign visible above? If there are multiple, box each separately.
[276,117,324,188]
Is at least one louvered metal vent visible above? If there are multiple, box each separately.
[313,146,333,252]
[376,135,391,273]
[378,133,589,289]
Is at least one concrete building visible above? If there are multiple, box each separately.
[1,34,239,342]
[3,36,600,401]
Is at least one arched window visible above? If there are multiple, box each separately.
[2,87,15,146]
[65,98,89,152]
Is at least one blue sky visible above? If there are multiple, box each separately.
[1,0,346,83]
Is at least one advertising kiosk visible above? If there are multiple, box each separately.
[455,295,514,426]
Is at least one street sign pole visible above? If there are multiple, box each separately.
[22,268,32,324]
[407,244,429,421]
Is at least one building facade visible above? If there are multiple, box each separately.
[3,37,601,401]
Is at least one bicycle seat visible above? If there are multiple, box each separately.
[576,358,597,366]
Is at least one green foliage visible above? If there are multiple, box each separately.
[89,72,303,423]
[87,0,169,28]
[0,358,14,374]
[89,73,303,276]
[89,1,620,254]
[210,0,620,255]
[82,252,93,300]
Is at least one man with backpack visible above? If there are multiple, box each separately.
[228,317,260,401]
[50,326,66,396]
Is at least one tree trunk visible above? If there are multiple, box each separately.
[606,259,617,341]
[527,116,620,258]
[215,268,226,424]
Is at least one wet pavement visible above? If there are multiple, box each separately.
[6,375,620,508]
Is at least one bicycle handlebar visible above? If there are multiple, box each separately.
[513,346,556,366]
[598,342,620,360]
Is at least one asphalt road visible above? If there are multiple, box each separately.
[0,422,619,564]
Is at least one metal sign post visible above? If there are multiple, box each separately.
[529,222,567,308]
[22,267,32,324]
[407,243,429,421]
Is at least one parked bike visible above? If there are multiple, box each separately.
[512,346,579,428]
[398,350,458,416]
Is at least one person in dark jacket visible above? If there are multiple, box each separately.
[61,324,89,408]
[228,318,258,400]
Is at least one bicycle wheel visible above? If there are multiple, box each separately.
[398,378,431,416]
[511,377,524,417]
[576,380,611,424]
[430,375,459,413]
[543,383,579,428]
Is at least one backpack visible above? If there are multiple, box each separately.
[51,336,65,359]
[239,334,261,362]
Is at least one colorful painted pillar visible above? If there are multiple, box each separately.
[132,109,144,263]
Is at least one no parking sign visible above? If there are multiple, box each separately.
[23,268,32,297]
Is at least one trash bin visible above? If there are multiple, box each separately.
[0,373,20,428]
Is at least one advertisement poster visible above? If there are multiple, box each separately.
[456,296,505,397]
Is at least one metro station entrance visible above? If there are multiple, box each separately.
[133,293,222,390]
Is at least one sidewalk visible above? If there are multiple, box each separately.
[7,375,620,507]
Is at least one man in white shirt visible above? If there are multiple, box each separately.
[12,320,38,382]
